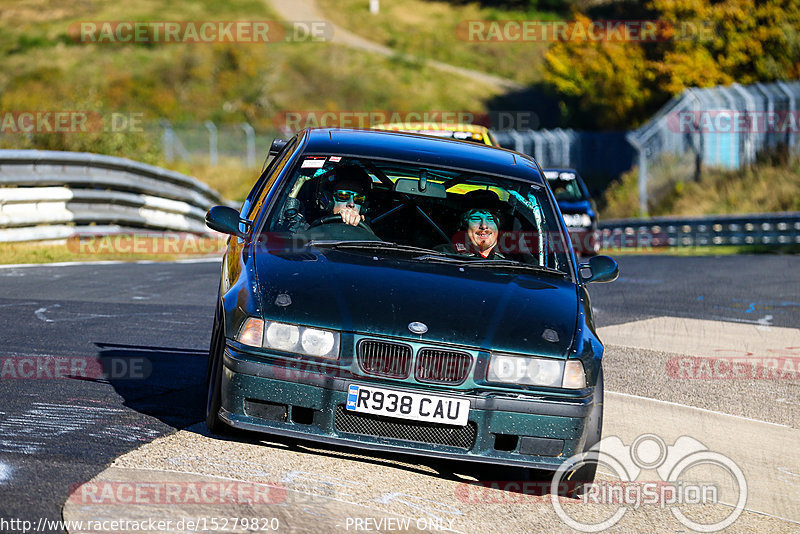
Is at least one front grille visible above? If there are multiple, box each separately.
[415,349,472,384]
[335,405,476,449]
[358,340,412,378]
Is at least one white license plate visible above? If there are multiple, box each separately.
[346,384,470,426]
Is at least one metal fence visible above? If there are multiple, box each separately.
[599,212,800,250]
[493,129,634,193]
[162,79,800,213]
[493,81,800,217]
[159,121,283,168]
[0,150,224,242]
[626,81,800,216]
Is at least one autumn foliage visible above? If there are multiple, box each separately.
[544,0,800,129]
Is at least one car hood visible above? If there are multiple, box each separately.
[254,248,579,358]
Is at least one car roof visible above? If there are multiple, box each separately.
[301,128,544,185]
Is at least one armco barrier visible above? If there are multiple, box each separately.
[599,212,800,249]
[0,150,227,242]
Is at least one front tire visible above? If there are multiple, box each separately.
[205,304,228,434]
[563,367,604,495]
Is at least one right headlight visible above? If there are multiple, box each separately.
[236,318,340,360]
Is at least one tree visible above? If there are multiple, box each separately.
[544,0,800,129]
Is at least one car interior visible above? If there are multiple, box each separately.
[265,156,570,270]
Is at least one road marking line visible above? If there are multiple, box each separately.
[0,461,12,483]
[607,391,790,428]
[599,316,800,359]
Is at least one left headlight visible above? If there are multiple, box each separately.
[487,354,587,389]
[237,318,340,360]
[487,354,564,387]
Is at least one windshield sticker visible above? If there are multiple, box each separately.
[328,156,342,163]
[544,171,560,179]
[301,157,326,168]
[559,172,576,180]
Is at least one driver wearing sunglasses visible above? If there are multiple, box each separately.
[322,164,371,226]
[331,187,367,226]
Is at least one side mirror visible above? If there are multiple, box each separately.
[579,255,619,284]
[205,206,250,238]
[268,138,288,156]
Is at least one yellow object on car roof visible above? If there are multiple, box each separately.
[372,122,499,146]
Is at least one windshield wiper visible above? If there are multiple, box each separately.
[307,240,448,256]
[408,255,567,276]
[460,259,567,277]
[411,254,472,263]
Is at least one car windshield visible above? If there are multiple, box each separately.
[544,171,587,202]
[261,155,573,273]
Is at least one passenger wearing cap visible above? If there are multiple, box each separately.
[440,190,506,259]
[459,208,504,259]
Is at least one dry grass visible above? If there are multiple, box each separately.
[0,0,503,187]
[164,157,260,203]
[315,0,556,84]
[601,155,800,219]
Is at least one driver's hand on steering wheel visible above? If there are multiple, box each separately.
[338,206,364,226]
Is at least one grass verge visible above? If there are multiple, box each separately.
[315,0,558,85]
[601,155,800,219]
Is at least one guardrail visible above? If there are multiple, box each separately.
[599,212,800,249]
[0,150,226,242]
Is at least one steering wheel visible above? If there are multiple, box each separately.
[308,214,373,232]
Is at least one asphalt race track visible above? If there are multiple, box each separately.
[0,255,798,533]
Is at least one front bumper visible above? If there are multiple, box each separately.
[217,344,597,471]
